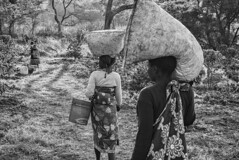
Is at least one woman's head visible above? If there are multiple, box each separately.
[148,56,177,82]
[99,55,116,69]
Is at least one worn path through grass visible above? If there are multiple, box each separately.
[0,57,137,160]
[0,57,238,160]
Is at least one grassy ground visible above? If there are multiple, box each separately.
[0,57,238,160]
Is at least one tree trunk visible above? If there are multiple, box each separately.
[0,19,3,35]
[104,0,134,29]
[57,22,62,34]
[9,20,15,37]
[104,14,114,29]
[104,0,113,29]
[31,19,37,36]
[52,0,62,35]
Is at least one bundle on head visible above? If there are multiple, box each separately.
[149,56,177,76]
[124,0,204,81]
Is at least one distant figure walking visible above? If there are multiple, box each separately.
[29,40,40,74]
[85,55,122,160]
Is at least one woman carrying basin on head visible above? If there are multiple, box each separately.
[85,55,122,160]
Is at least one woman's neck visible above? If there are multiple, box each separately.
[155,76,171,88]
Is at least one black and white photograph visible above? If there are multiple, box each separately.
[0,0,238,159]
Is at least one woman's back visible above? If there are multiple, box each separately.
[85,70,122,105]
[138,83,195,125]
[132,82,195,159]
[93,70,120,87]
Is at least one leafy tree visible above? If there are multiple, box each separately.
[67,30,85,59]
[157,0,239,49]
[201,0,239,47]
[51,0,74,35]
[0,35,17,95]
[0,0,44,36]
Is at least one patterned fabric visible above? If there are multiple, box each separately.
[30,48,40,59]
[147,80,189,160]
[30,58,40,65]
[94,87,115,105]
[91,86,119,153]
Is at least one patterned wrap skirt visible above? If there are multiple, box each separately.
[91,86,119,153]
[30,58,40,66]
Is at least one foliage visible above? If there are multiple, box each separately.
[0,0,44,36]
[203,49,223,88]
[51,0,74,35]
[0,36,18,95]
[123,62,151,91]
[84,21,104,31]
[158,0,239,50]
[220,47,239,82]
[66,30,85,59]
[113,59,151,91]
[35,26,59,37]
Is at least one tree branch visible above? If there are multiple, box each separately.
[52,0,60,24]
[61,0,74,24]
[66,0,73,8]
[231,27,239,46]
[112,4,134,17]
[62,13,73,22]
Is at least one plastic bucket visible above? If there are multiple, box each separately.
[69,98,92,125]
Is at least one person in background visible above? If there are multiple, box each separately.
[131,56,196,160]
[29,40,40,74]
[85,55,122,160]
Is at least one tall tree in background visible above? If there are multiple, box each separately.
[51,0,74,35]
[158,0,239,49]
[0,0,44,36]
[103,0,134,29]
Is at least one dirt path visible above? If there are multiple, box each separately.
[0,57,137,160]
[0,57,238,160]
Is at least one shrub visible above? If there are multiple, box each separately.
[0,36,18,95]
[114,59,151,91]
[126,62,151,91]
[220,47,239,82]
[66,30,85,60]
[203,49,222,88]
[36,26,59,38]
[85,21,104,32]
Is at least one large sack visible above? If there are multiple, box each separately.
[124,0,204,81]
[85,30,125,57]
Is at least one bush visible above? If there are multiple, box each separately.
[203,49,223,88]
[126,62,151,91]
[36,26,59,38]
[66,30,85,59]
[220,47,239,82]
[85,21,104,32]
[0,36,18,95]
[114,59,151,91]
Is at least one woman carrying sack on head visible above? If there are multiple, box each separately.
[131,56,196,160]
[85,55,122,160]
